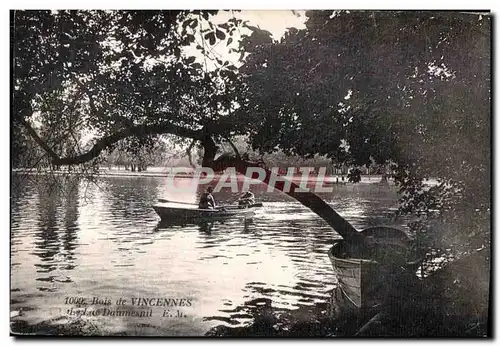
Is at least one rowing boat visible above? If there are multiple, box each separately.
[152,202,258,221]
[328,241,383,312]
[328,226,416,313]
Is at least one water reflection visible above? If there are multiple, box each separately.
[154,216,257,235]
[154,218,217,234]
[9,175,80,302]
[61,191,78,271]
[103,177,161,222]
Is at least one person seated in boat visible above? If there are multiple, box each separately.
[238,190,255,207]
[199,186,216,209]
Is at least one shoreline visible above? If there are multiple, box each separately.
[12,168,400,185]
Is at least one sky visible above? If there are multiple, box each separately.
[184,10,307,69]
[215,10,307,39]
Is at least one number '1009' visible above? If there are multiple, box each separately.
[64,297,86,305]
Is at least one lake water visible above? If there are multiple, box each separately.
[10,174,405,336]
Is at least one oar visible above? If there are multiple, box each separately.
[218,202,263,209]
[158,198,263,209]
[158,198,225,209]
[157,198,197,205]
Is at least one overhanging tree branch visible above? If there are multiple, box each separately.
[18,118,61,162]
[19,118,205,166]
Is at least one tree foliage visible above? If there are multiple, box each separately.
[236,10,491,254]
[104,139,170,171]
[12,10,246,168]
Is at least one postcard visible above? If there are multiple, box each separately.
[10,9,491,337]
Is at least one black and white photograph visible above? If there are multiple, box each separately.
[10,9,491,337]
